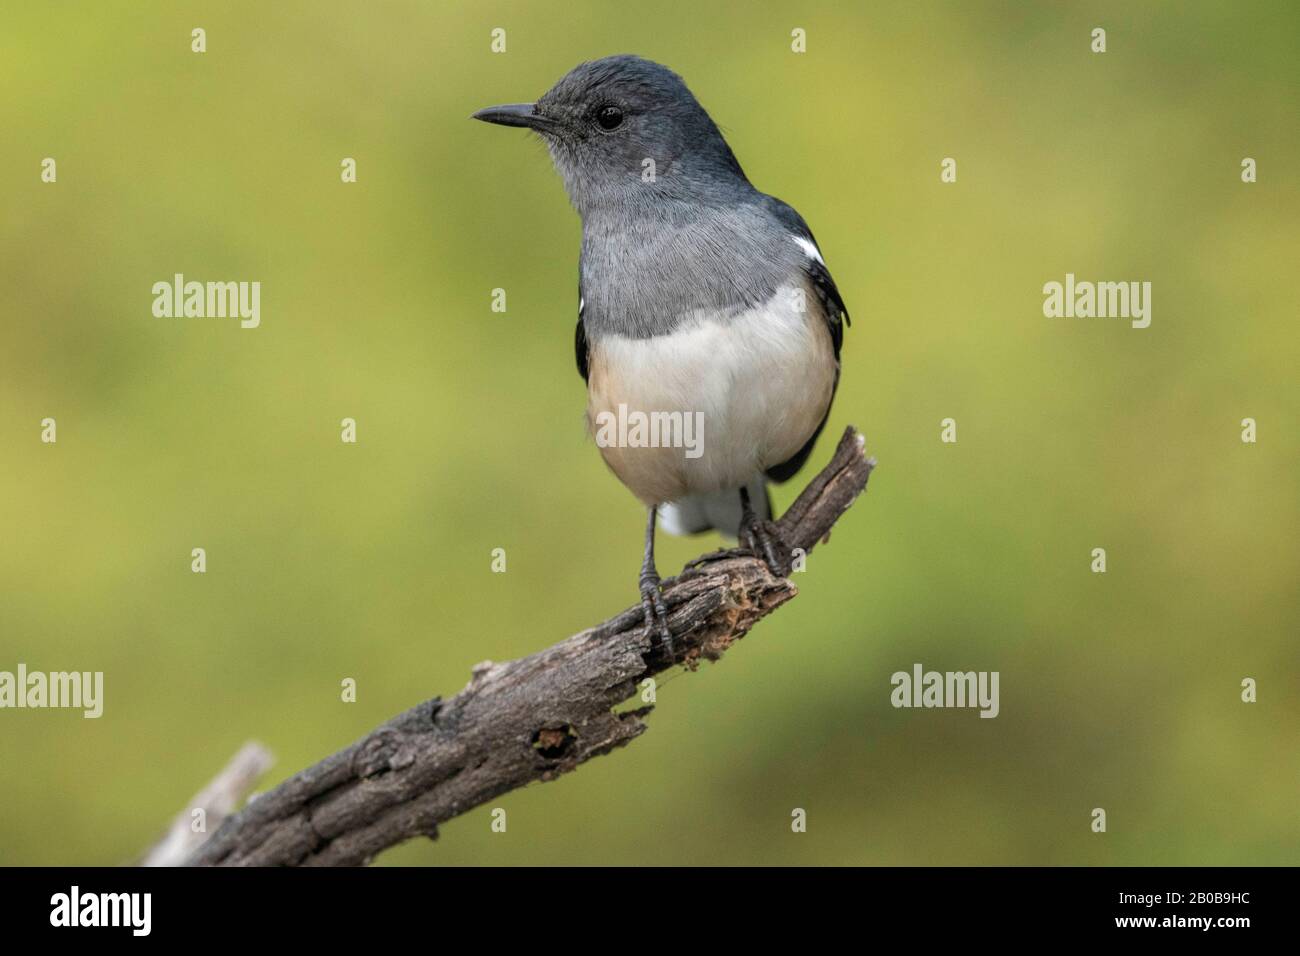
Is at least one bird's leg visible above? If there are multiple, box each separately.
[739,486,793,577]
[639,505,674,657]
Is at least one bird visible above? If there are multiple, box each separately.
[472,55,848,656]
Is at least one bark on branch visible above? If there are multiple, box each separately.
[142,742,274,866]
[185,427,875,866]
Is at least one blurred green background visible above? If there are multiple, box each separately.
[1,1,1296,866]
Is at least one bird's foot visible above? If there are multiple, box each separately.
[639,570,674,659]
[741,515,794,578]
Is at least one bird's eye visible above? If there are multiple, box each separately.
[595,105,624,131]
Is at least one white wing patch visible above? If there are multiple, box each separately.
[791,235,825,266]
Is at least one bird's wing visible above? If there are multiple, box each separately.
[762,196,849,483]
[575,281,590,382]
[764,196,850,360]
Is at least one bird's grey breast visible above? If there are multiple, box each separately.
[579,199,806,340]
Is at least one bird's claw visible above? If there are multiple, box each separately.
[639,574,674,659]
[742,517,794,578]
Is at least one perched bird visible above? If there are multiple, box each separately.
[473,55,848,654]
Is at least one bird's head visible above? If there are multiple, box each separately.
[472,55,747,215]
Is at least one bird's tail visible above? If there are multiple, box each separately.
[657,474,769,540]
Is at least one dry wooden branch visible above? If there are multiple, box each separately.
[185,427,875,866]
[142,742,274,866]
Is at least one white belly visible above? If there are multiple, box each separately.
[586,284,836,504]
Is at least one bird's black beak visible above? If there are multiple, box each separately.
[471,102,558,133]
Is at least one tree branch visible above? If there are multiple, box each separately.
[142,742,274,866]
[184,427,875,866]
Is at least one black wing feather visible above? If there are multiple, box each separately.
[575,280,590,382]
[575,317,589,382]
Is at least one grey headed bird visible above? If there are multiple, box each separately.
[473,55,848,656]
